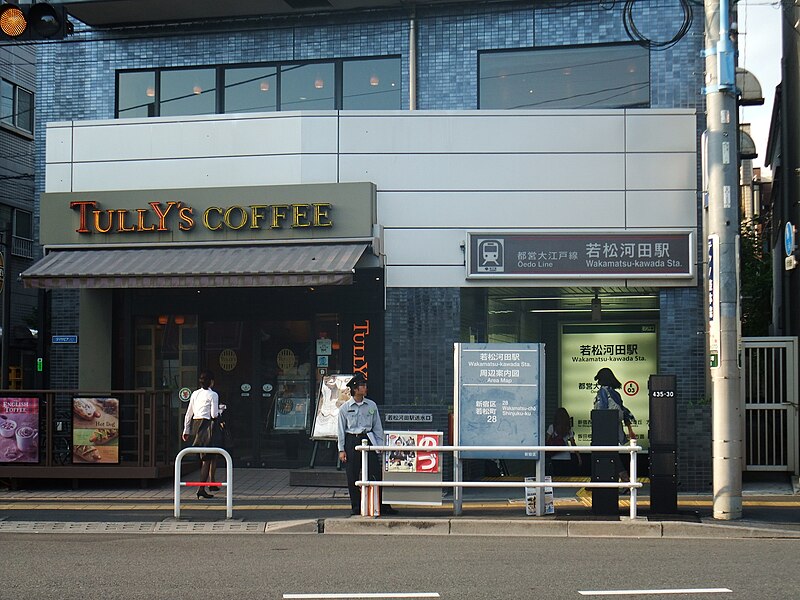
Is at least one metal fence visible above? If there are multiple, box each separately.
[356,439,643,518]
[742,338,799,475]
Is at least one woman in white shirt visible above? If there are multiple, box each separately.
[181,370,219,499]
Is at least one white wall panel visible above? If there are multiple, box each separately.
[46,125,73,164]
[384,265,650,288]
[46,109,699,289]
[70,155,338,192]
[385,265,469,287]
[341,153,625,191]
[378,191,625,228]
[626,113,697,152]
[626,153,696,190]
[71,115,338,162]
[339,113,625,153]
[626,190,697,228]
[45,163,72,192]
[383,228,465,265]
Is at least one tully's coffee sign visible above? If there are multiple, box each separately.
[40,182,376,246]
[466,231,694,279]
[69,200,333,233]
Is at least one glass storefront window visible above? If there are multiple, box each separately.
[118,57,401,117]
[224,66,277,113]
[160,68,216,116]
[479,44,649,109]
[342,58,401,109]
[280,63,335,110]
[134,315,198,390]
[118,71,156,118]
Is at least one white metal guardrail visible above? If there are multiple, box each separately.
[174,447,234,518]
[356,440,643,519]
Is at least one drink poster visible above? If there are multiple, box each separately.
[0,398,39,463]
[384,431,442,473]
[72,397,120,464]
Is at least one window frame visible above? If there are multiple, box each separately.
[13,208,33,240]
[477,42,650,111]
[116,55,402,118]
[0,78,34,135]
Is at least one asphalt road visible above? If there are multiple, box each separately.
[1,533,798,599]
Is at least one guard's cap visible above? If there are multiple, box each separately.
[347,374,368,389]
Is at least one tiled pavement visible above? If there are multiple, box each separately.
[1,468,799,537]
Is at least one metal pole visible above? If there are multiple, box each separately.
[360,439,369,517]
[704,0,742,519]
[1,224,11,389]
[453,343,462,516]
[629,438,638,519]
[408,8,417,111]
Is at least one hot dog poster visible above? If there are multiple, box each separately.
[0,397,39,464]
[72,398,119,464]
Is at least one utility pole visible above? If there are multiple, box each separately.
[704,0,742,519]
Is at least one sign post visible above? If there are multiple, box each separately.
[453,343,544,515]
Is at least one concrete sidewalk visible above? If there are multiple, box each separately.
[1,468,799,538]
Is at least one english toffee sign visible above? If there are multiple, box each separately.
[466,231,694,279]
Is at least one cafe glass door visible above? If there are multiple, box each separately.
[203,319,313,467]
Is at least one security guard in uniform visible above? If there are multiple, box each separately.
[337,374,398,515]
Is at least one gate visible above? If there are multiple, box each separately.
[742,337,799,475]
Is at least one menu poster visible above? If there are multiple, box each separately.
[384,432,443,474]
[0,398,39,464]
[72,398,120,464]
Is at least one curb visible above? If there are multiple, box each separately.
[319,517,800,539]
[1,518,799,538]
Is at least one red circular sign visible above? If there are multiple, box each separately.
[623,380,639,396]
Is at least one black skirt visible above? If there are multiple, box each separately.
[191,419,213,458]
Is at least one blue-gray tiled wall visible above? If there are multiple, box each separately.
[35,1,708,489]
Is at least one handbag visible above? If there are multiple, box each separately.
[546,431,566,446]
[210,418,230,448]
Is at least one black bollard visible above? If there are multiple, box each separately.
[649,374,678,515]
[591,409,620,516]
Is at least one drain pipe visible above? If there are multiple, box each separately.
[409,8,417,110]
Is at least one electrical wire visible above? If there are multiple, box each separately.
[622,0,694,50]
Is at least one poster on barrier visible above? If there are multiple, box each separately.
[0,398,39,464]
[72,398,119,464]
[382,430,443,506]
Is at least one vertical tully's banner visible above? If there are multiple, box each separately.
[72,398,120,464]
[560,323,657,450]
[0,398,39,463]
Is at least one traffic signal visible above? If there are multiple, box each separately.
[0,2,71,41]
